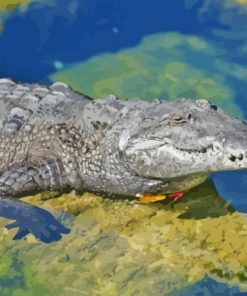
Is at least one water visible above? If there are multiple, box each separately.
[0,1,247,295]
[0,0,223,82]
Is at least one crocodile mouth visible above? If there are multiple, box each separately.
[172,143,247,163]
[169,143,214,155]
[129,137,247,164]
[143,137,215,154]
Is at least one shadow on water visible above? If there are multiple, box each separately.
[168,179,236,220]
[112,179,236,220]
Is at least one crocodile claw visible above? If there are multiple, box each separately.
[167,191,186,202]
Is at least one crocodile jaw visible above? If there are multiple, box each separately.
[122,137,247,180]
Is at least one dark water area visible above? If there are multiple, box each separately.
[211,171,247,213]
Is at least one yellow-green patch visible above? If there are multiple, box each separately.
[50,32,243,118]
[0,0,29,12]
[0,181,246,294]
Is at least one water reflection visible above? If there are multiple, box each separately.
[161,179,235,219]
[0,197,70,243]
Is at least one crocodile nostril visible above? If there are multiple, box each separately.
[239,154,243,161]
[230,155,236,162]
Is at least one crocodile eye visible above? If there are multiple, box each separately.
[171,114,187,124]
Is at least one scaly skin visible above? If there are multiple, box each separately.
[0,78,247,242]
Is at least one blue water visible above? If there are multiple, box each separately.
[169,277,246,296]
[210,172,247,213]
[0,0,224,82]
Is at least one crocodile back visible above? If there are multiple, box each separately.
[0,78,90,135]
[0,78,91,169]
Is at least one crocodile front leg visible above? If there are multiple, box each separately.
[0,161,70,243]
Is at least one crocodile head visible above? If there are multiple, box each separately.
[119,99,247,179]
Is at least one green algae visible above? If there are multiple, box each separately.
[50,32,243,118]
[0,181,246,295]
[0,0,29,12]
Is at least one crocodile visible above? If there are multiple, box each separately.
[0,78,247,242]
